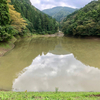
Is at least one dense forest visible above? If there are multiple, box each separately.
[62,0,100,36]
[1,0,100,42]
[43,6,77,22]
[0,0,58,41]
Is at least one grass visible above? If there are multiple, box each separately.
[0,36,17,57]
[0,36,17,48]
[0,92,100,100]
[0,42,10,49]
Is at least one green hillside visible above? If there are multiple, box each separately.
[0,0,58,42]
[42,6,77,22]
[11,0,58,34]
[11,0,31,5]
[62,0,100,36]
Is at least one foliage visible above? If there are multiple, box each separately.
[8,0,27,34]
[0,0,28,41]
[62,0,100,36]
[0,0,10,26]
[0,0,14,41]
[42,6,77,22]
[0,25,17,41]
[0,92,100,100]
[0,0,58,41]
[11,0,58,34]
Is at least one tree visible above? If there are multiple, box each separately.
[62,0,100,36]
[10,0,58,34]
[0,0,10,25]
[7,0,27,33]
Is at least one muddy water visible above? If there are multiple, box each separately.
[0,37,100,91]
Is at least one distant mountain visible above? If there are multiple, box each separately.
[42,6,77,22]
[62,0,100,36]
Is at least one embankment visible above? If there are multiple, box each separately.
[0,32,64,57]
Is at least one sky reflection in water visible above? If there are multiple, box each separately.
[12,52,100,92]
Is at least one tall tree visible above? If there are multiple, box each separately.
[11,0,58,34]
[0,0,10,25]
[7,0,27,33]
[62,0,100,36]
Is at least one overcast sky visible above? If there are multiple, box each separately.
[30,0,93,10]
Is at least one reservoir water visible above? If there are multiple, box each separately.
[0,37,100,91]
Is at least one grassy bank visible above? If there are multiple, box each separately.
[0,32,34,57]
[0,92,100,100]
[0,36,17,57]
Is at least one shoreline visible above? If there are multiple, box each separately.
[0,44,15,57]
[0,32,64,58]
[65,35,100,40]
[1,33,100,58]
[0,36,17,57]
[1,32,100,58]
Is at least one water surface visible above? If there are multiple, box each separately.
[0,37,100,91]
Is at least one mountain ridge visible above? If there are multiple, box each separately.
[62,0,100,36]
[42,6,77,21]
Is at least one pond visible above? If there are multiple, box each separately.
[0,37,100,92]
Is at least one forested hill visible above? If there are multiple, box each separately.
[11,0,58,34]
[11,0,31,5]
[42,6,77,22]
[62,0,100,36]
[0,0,58,42]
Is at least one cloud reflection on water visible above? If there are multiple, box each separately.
[12,53,100,92]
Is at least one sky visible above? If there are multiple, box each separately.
[30,0,93,10]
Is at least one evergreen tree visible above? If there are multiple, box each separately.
[11,0,58,34]
[0,0,10,25]
[62,0,100,36]
[38,18,42,32]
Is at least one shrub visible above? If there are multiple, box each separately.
[0,25,17,41]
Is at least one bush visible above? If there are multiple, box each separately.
[0,25,17,41]
[47,31,52,34]
[39,31,46,35]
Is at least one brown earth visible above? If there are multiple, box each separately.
[0,44,15,57]
[89,94,100,97]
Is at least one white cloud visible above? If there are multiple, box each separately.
[30,0,93,10]
[58,2,76,8]
[13,53,100,92]
[40,4,56,10]
[30,0,40,4]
